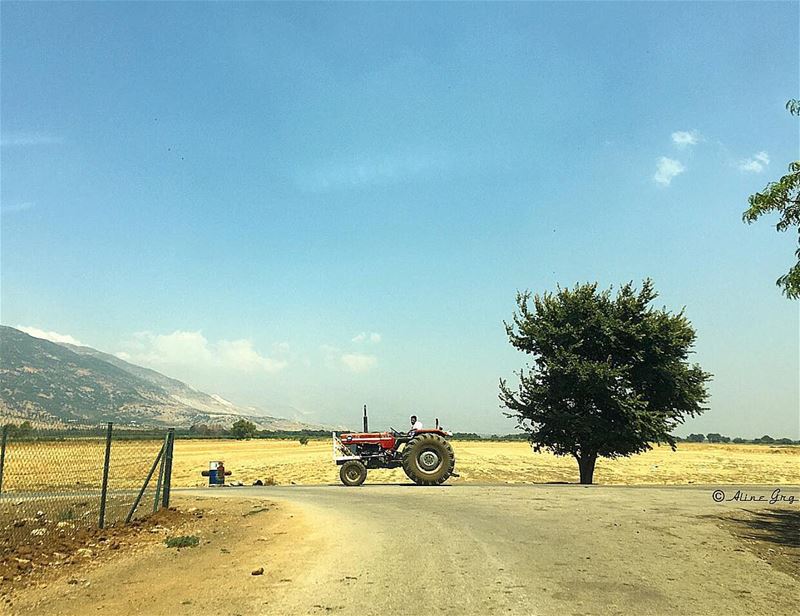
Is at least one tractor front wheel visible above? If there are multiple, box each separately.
[339,460,367,486]
[401,434,455,486]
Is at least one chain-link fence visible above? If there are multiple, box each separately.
[0,423,174,549]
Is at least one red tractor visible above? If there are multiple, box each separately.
[333,406,457,486]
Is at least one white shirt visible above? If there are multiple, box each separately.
[411,420,423,431]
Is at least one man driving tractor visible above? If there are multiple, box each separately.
[334,406,456,486]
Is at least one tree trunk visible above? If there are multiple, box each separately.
[577,453,597,484]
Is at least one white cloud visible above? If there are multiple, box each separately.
[218,339,286,372]
[671,130,700,148]
[352,332,381,344]
[320,344,378,372]
[340,353,377,373]
[653,157,686,186]
[738,151,770,173]
[1,132,63,147]
[17,326,83,346]
[118,330,286,373]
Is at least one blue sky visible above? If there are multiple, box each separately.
[2,2,798,437]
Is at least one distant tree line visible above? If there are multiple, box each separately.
[186,421,330,441]
[0,421,331,442]
[450,432,529,441]
[678,432,798,445]
[450,431,799,445]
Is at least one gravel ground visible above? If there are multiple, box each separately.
[4,484,799,616]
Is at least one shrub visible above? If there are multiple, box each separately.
[58,508,76,521]
[165,535,199,548]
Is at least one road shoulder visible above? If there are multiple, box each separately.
[3,493,310,616]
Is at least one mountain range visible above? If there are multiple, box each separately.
[0,325,325,430]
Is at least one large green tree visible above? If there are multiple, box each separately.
[499,280,712,484]
[230,419,258,440]
[742,99,800,299]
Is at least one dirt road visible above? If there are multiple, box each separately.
[8,484,799,615]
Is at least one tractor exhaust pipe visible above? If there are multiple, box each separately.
[363,405,368,432]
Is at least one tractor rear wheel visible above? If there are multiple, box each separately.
[339,460,367,486]
[401,434,455,485]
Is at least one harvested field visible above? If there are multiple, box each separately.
[2,440,796,491]
[167,440,799,486]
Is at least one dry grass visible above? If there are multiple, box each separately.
[3,439,796,490]
[0,439,164,492]
[170,439,800,486]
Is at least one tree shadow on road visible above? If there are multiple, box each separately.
[726,508,800,548]
[715,508,800,582]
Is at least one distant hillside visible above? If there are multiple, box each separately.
[0,326,324,430]
[60,342,282,420]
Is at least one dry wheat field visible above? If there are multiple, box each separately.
[168,439,800,487]
[2,439,797,491]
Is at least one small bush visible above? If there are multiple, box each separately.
[298,436,309,446]
[165,535,199,549]
[58,508,76,521]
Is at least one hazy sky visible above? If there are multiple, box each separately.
[2,2,798,437]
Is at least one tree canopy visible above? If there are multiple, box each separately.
[742,99,800,299]
[230,419,258,440]
[499,280,712,484]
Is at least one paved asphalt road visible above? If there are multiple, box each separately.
[188,483,799,615]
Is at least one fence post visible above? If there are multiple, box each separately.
[0,425,8,495]
[153,432,169,513]
[161,428,175,508]
[98,422,113,529]
[125,442,165,523]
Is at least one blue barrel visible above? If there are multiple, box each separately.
[208,461,221,486]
